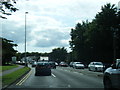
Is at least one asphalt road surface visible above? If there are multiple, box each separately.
[5,66,104,90]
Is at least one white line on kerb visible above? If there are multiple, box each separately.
[52,73,56,78]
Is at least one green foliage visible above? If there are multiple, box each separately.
[0,0,18,19]
[2,64,18,71]
[69,3,120,64]
[2,37,17,65]
[49,47,68,63]
[2,67,30,87]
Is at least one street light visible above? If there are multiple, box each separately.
[25,12,28,66]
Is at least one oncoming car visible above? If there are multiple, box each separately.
[35,62,51,76]
[88,62,104,72]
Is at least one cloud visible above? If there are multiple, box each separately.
[2,0,120,52]
[29,28,70,47]
[2,20,33,44]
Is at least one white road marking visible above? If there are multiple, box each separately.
[73,71,84,75]
[52,73,56,78]
[16,70,32,85]
[68,84,71,88]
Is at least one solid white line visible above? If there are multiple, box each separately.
[52,73,56,78]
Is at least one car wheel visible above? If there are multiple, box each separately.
[35,73,38,76]
[89,67,91,71]
[95,68,97,71]
[104,78,112,90]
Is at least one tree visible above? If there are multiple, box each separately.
[69,3,120,64]
[49,47,67,63]
[2,37,17,65]
[0,0,18,19]
[69,21,90,63]
[94,3,119,62]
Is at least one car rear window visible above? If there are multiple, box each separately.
[37,62,49,66]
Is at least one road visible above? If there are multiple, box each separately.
[5,66,104,89]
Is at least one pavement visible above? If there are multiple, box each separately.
[0,65,25,76]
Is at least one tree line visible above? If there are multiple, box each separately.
[69,3,120,64]
[1,3,120,65]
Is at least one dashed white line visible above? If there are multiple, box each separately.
[52,73,56,78]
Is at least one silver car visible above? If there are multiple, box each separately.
[73,62,85,69]
[103,61,120,89]
[88,62,104,72]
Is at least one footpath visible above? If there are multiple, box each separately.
[0,65,25,76]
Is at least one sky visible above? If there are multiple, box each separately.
[1,0,120,53]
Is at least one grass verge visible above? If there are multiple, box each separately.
[2,65,19,72]
[2,67,31,87]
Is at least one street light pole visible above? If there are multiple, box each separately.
[25,12,28,67]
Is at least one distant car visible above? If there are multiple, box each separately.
[35,62,51,76]
[55,62,58,66]
[103,63,111,72]
[73,62,85,69]
[88,62,104,72]
[16,61,21,64]
[69,62,74,67]
[32,61,37,67]
[49,61,56,69]
[103,62,120,89]
[59,62,68,67]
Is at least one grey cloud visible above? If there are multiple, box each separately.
[34,29,70,47]
[2,21,33,44]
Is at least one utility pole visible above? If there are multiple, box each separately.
[25,12,28,67]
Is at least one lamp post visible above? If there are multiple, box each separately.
[25,12,28,66]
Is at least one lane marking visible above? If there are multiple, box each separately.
[18,71,32,85]
[16,70,32,85]
[68,84,71,88]
[52,73,56,78]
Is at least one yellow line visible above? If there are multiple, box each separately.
[16,73,29,85]
[16,70,32,85]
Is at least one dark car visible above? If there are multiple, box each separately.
[49,61,56,69]
[35,62,51,76]
[103,63,111,72]
[103,61,120,89]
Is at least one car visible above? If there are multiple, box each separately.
[69,62,74,67]
[49,61,56,69]
[103,60,120,89]
[88,62,104,72]
[103,63,111,72]
[55,62,58,66]
[35,62,51,76]
[73,62,85,69]
[32,61,37,67]
[59,62,68,67]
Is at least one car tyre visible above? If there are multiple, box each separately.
[89,67,91,71]
[94,68,97,72]
[104,78,113,90]
[35,73,38,76]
